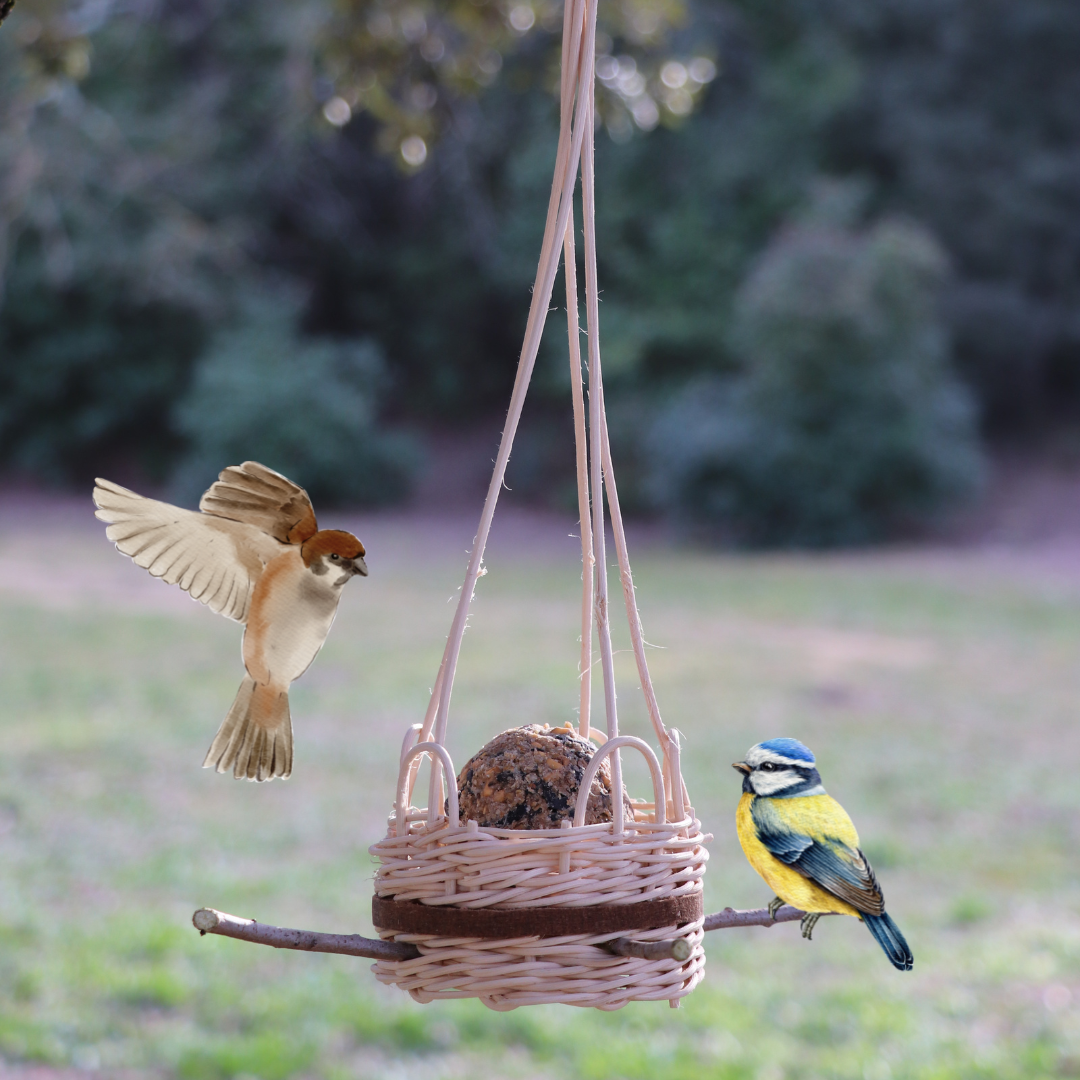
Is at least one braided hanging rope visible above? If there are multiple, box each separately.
[193,0,711,1012]
[563,177,594,741]
[417,0,671,824]
[558,0,595,748]
[365,0,710,1010]
[416,0,595,819]
[422,0,594,746]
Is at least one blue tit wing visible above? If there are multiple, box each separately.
[751,796,885,916]
[756,828,813,862]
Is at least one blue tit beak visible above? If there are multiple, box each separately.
[732,761,751,775]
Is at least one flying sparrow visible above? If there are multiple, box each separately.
[93,461,367,781]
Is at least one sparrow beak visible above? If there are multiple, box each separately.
[732,761,751,775]
[352,556,369,577]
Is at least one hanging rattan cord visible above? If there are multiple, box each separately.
[191,0,836,998]
[362,0,709,1011]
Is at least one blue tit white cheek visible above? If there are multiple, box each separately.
[750,769,801,796]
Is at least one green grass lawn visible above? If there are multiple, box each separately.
[1,505,1078,1079]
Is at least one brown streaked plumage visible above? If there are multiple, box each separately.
[93,461,368,781]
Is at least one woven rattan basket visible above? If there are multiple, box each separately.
[366,0,709,1011]
[370,732,708,1009]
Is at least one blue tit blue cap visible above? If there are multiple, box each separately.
[757,738,815,764]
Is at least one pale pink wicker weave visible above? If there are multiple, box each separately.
[370,0,709,1011]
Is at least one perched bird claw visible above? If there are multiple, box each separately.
[800,912,820,940]
[767,896,785,921]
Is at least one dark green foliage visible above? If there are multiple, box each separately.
[589,9,851,388]
[2,0,1078,539]
[814,0,1080,431]
[0,0,422,496]
[172,299,418,508]
[0,280,203,484]
[0,2,254,483]
[284,100,542,422]
[647,215,983,546]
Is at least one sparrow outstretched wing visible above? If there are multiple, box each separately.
[751,795,885,916]
[93,478,284,623]
[199,461,318,545]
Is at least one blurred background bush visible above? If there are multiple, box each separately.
[1,0,1078,543]
[646,202,983,545]
[171,293,415,508]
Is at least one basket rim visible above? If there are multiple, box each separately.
[373,812,705,846]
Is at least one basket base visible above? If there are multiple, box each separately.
[371,922,705,1011]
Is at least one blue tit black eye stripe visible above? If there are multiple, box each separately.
[748,762,825,798]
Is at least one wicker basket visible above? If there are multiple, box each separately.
[370,734,708,1009]
[368,0,708,1010]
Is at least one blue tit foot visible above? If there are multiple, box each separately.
[767,896,785,921]
[800,913,821,940]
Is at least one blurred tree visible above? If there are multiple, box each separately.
[0,0,253,481]
[0,0,719,482]
[3,0,1078,542]
[318,0,709,164]
[646,210,983,546]
[815,0,1080,432]
[590,3,850,387]
[172,294,416,507]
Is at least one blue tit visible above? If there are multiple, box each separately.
[733,738,913,971]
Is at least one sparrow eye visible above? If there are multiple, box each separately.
[330,553,340,561]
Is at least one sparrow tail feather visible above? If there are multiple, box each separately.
[203,677,293,781]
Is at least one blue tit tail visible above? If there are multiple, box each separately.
[861,912,913,971]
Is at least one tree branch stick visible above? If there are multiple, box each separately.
[192,904,829,965]
[603,906,833,960]
[601,936,693,961]
[192,908,420,961]
[703,904,835,931]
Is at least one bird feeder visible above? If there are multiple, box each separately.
[360,0,710,1009]
[193,0,823,1008]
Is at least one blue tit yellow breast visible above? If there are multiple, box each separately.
[736,793,862,918]
[752,791,861,849]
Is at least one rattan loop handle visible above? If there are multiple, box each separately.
[399,724,422,767]
[397,742,459,837]
[572,736,666,828]
[398,723,430,815]
[666,730,686,824]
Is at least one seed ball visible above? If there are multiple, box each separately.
[456,724,631,829]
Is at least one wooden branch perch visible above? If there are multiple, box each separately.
[601,936,693,961]
[193,903,830,964]
[704,904,833,931]
[192,908,421,962]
